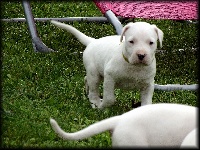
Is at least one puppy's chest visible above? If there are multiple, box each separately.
[115,76,150,89]
[111,66,155,89]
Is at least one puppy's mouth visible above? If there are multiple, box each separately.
[130,60,150,66]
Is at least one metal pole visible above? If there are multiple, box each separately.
[1,17,109,22]
[154,84,198,91]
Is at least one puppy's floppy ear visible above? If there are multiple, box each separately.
[152,25,164,48]
[120,23,133,42]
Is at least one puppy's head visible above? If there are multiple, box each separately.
[120,22,163,65]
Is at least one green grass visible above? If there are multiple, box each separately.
[1,1,198,148]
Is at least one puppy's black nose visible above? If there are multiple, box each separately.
[137,54,145,60]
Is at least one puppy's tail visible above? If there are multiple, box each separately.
[50,116,119,140]
[51,20,95,46]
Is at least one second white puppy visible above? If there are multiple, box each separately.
[51,20,163,108]
[50,103,197,147]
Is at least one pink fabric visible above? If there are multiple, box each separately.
[94,0,198,20]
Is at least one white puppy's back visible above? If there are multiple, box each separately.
[50,103,197,147]
[112,103,197,147]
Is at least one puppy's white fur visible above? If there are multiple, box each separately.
[50,103,197,147]
[51,20,163,108]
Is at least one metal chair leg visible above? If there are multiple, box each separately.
[22,0,55,52]
[104,10,123,35]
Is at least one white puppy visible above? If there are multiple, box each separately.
[51,20,163,108]
[50,103,197,147]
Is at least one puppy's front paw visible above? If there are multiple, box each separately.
[99,99,115,109]
[90,99,102,109]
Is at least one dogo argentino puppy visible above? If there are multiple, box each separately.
[50,103,197,148]
[51,20,163,108]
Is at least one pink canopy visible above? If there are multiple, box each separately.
[94,0,198,20]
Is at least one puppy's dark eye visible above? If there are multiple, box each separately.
[129,40,134,44]
[149,41,154,45]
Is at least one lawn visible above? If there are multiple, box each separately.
[1,1,198,148]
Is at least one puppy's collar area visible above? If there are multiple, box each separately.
[122,51,129,63]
